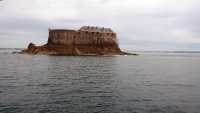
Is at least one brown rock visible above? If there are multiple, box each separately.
[32,48,40,54]
[13,51,19,54]
[27,43,36,54]
[73,48,82,55]
[19,50,28,54]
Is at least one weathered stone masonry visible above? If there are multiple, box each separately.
[47,26,118,46]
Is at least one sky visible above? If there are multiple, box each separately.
[0,0,200,51]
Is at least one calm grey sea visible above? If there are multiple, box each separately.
[1,50,200,113]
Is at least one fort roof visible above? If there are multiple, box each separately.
[79,26,115,33]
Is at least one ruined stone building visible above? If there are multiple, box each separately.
[47,26,118,46]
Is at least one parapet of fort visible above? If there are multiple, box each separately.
[15,26,137,55]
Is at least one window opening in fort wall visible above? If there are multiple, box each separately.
[47,26,118,46]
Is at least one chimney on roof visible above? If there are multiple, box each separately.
[101,27,104,31]
[92,26,94,30]
[87,26,89,29]
[48,27,51,32]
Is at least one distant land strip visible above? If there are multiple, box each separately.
[0,48,26,50]
[129,51,200,53]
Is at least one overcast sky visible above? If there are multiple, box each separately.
[0,0,200,51]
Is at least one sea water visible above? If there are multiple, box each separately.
[1,51,200,113]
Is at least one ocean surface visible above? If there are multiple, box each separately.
[1,50,200,113]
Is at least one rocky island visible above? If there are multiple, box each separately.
[14,26,137,55]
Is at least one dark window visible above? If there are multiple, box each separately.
[112,33,113,35]
[86,31,88,33]
[92,32,94,34]
[107,33,109,35]
[97,32,99,34]
[74,36,75,38]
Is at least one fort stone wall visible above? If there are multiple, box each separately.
[47,27,118,46]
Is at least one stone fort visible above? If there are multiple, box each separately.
[47,26,118,46]
[16,26,137,55]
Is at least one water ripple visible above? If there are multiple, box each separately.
[1,52,200,112]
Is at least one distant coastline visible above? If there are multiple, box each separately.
[0,48,25,50]
[127,51,200,53]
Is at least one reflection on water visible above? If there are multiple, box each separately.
[1,51,200,112]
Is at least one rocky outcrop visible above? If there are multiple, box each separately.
[14,43,137,56]
[73,48,82,55]
[14,43,58,55]
[27,43,36,53]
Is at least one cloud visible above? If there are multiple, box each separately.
[0,0,200,51]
